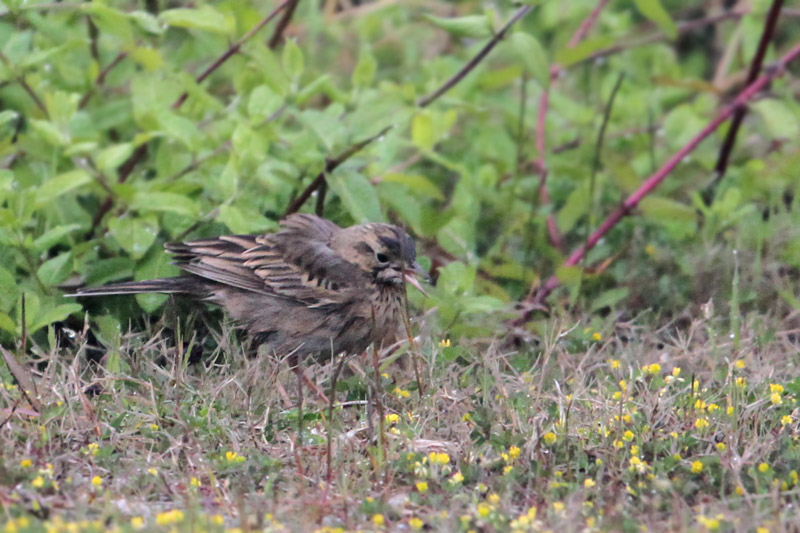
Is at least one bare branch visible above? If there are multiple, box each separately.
[79,51,128,109]
[268,0,302,49]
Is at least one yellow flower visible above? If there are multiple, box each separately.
[644,363,661,375]
[791,471,799,485]
[697,515,720,530]
[543,432,557,446]
[32,476,45,488]
[735,486,745,495]
[503,465,514,475]
[487,493,500,504]
[409,518,424,530]
[86,442,99,456]
[691,461,703,474]
[758,463,770,473]
[672,367,681,377]
[20,459,33,468]
[147,468,158,476]
[770,384,784,394]
[477,503,491,518]
[416,481,428,493]
[619,379,627,391]
[613,440,624,449]
[584,479,596,488]
[695,418,710,430]
[608,359,620,369]
[781,415,793,426]
[756,528,769,533]
[771,393,782,405]
[393,387,411,399]
[211,515,224,526]
[707,403,720,413]
[385,413,400,424]
[552,501,564,512]
[591,332,603,341]
[439,338,451,348]
[508,446,521,460]
[735,377,746,389]
[450,472,464,484]
[155,510,184,526]
[91,476,103,487]
[372,514,385,527]
[612,391,622,400]
[462,413,471,422]
[428,452,450,465]
[190,477,202,487]
[727,405,734,415]
[716,443,726,452]
[623,430,634,441]
[130,517,145,530]
[672,453,682,461]
[734,360,745,369]
[149,424,159,431]
[694,399,706,411]
[225,451,246,463]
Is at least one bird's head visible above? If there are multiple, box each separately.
[332,223,429,292]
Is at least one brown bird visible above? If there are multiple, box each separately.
[73,214,428,360]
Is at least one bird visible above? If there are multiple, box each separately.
[72,213,428,361]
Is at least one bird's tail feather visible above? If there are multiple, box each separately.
[70,278,199,297]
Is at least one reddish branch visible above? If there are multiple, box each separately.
[268,0,301,49]
[703,0,785,205]
[79,51,127,109]
[519,41,800,316]
[534,0,609,251]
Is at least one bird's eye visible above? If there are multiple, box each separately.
[376,252,389,263]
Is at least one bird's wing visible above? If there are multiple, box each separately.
[167,214,364,306]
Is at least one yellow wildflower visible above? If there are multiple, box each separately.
[608,359,620,369]
[155,510,184,526]
[211,515,224,526]
[439,339,451,348]
[691,461,703,474]
[385,413,400,424]
[672,367,681,377]
[409,518,424,530]
[190,477,201,487]
[716,443,726,452]
[758,463,770,473]
[91,476,102,487]
[695,418,710,430]
[734,360,745,369]
[372,514,385,527]
[591,332,603,341]
[450,472,464,484]
[130,517,145,530]
[543,432,557,446]
[781,415,793,426]
[552,501,564,512]
[32,476,45,488]
[477,503,491,518]
[584,479,596,488]
[770,384,784,394]
[416,481,428,493]
[771,393,782,405]
[20,459,33,468]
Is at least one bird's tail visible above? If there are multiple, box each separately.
[70,277,200,297]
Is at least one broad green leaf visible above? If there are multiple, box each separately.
[84,257,134,286]
[135,244,179,313]
[0,110,18,128]
[327,169,383,223]
[0,312,15,334]
[352,48,377,88]
[555,36,614,67]
[633,0,677,39]
[0,265,18,312]
[157,112,202,150]
[556,183,590,233]
[411,113,435,151]
[248,85,284,121]
[128,10,165,35]
[752,99,800,139]
[97,143,134,174]
[282,39,305,81]
[130,192,200,218]
[35,170,92,206]
[381,173,443,200]
[29,304,83,334]
[217,205,276,234]
[160,6,235,35]
[82,4,135,44]
[555,265,582,285]
[38,252,72,287]
[640,196,697,222]
[510,32,549,89]
[32,224,82,253]
[424,14,492,38]
[129,46,164,71]
[108,215,159,260]
[30,119,68,146]
[591,287,630,312]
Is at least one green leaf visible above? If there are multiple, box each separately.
[556,183,590,233]
[0,265,19,312]
[160,6,235,35]
[327,169,383,223]
[555,36,614,67]
[510,32,549,89]
[96,143,134,174]
[411,113,435,151]
[35,170,92,206]
[128,10,165,35]
[282,39,305,81]
[32,224,82,253]
[352,48,377,88]
[29,304,83,334]
[591,287,630,312]
[217,205,276,234]
[130,192,200,218]
[381,173,443,200]
[0,312,15,334]
[248,85,284,121]
[30,119,68,146]
[555,265,582,285]
[633,0,677,40]
[752,99,800,139]
[0,110,18,128]
[38,252,73,287]
[424,14,492,38]
[639,196,697,223]
[135,244,179,313]
[82,4,135,44]
[108,215,159,260]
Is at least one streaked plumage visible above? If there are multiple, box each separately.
[74,214,427,359]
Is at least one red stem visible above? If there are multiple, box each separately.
[528,41,800,308]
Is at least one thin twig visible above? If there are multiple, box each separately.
[417,5,532,108]
[79,51,127,109]
[268,0,301,49]
[702,0,785,205]
[521,40,800,313]
[284,125,393,216]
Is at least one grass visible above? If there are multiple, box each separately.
[3,309,800,532]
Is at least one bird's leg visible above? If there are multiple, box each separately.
[325,354,348,490]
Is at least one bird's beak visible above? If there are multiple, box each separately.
[403,261,430,296]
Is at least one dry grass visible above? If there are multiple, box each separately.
[3,308,800,532]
